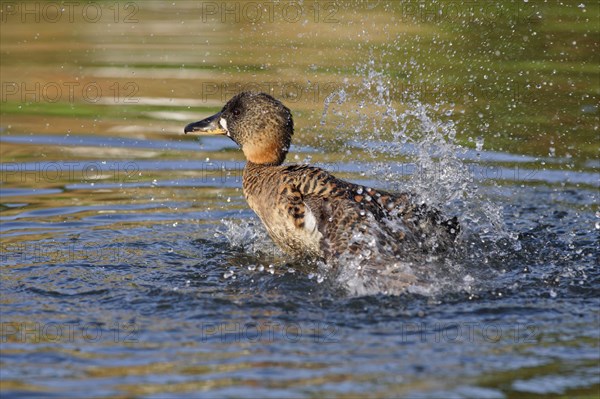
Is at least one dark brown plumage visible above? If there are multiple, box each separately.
[184,91,459,267]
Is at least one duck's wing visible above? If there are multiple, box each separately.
[283,165,459,257]
[277,165,329,233]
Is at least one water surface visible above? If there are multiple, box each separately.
[1,2,598,398]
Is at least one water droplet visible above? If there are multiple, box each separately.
[475,136,484,152]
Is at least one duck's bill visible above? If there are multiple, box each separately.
[184,112,226,135]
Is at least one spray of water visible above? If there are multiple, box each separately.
[317,61,520,296]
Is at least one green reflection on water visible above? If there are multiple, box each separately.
[1,1,597,162]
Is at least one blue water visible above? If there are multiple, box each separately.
[1,131,598,398]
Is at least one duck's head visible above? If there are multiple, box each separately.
[184,91,293,165]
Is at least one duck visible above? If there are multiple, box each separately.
[184,91,459,269]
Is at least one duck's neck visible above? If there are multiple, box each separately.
[242,140,288,165]
[242,161,282,206]
[244,158,283,176]
[245,160,281,169]
[243,161,279,184]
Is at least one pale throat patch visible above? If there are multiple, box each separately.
[219,118,229,135]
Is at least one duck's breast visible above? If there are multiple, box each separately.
[246,191,324,257]
[243,166,324,258]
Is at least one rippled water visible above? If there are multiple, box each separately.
[1,2,599,398]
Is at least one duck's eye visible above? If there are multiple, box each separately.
[232,108,241,116]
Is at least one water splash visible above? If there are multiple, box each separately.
[327,61,515,241]
[317,61,521,296]
[320,88,348,126]
[218,218,283,257]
